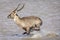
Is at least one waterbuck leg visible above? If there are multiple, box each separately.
[34,24,40,31]
[22,27,27,35]
[34,28,40,31]
[26,27,31,35]
[33,26,40,31]
[29,27,33,32]
[23,27,33,35]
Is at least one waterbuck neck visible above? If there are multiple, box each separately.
[14,15,21,22]
[14,15,25,27]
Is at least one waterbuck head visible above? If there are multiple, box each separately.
[7,4,24,19]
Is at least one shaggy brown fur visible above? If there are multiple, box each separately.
[7,4,42,35]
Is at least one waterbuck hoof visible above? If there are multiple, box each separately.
[34,29,40,31]
[23,32,27,35]
[23,32,30,35]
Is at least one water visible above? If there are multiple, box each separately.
[0,0,60,40]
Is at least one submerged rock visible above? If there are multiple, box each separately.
[46,32,59,38]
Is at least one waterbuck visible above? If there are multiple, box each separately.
[7,4,42,35]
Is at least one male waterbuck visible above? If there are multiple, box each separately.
[7,4,42,35]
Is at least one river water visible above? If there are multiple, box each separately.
[0,0,60,40]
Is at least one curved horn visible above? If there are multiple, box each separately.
[13,3,21,12]
[17,4,25,12]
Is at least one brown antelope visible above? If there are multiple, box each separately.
[7,4,42,35]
